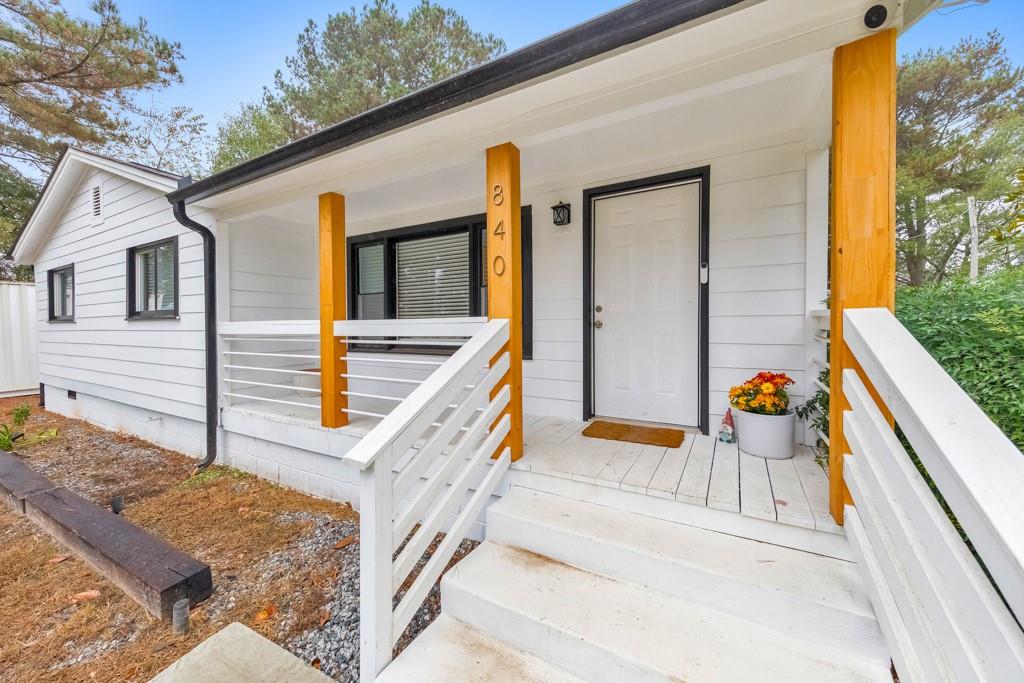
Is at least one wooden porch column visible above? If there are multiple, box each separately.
[319,192,348,428]
[829,29,897,523]
[486,143,524,461]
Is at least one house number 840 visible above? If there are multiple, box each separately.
[492,183,506,276]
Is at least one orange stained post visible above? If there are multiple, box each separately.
[829,29,897,524]
[485,142,524,461]
[319,192,348,428]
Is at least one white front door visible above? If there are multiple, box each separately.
[593,181,700,426]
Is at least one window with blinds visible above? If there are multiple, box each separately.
[395,231,470,318]
[347,208,532,356]
[127,237,178,319]
[357,243,386,319]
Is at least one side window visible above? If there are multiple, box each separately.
[127,237,178,319]
[48,264,74,322]
[356,243,386,319]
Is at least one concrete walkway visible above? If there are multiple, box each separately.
[150,623,332,683]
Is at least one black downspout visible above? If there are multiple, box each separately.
[171,196,217,469]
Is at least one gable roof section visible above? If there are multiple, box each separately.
[9,147,182,264]
[167,0,749,206]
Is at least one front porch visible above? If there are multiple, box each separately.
[517,415,838,534]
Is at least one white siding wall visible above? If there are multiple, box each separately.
[0,282,38,395]
[229,219,317,321]
[32,168,214,454]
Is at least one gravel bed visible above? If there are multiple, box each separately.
[283,517,478,681]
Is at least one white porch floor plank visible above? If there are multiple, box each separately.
[595,442,644,488]
[619,444,667,494]
[675,434,714,505]
[792,448,842,534]
[739,451,776,521]
[572,437,626,484]
[534,431,590,479]
[524,414,553,438]
[707,440,740,513]
[643,440,690,499]
[766,456,816,529]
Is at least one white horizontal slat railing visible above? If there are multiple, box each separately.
[218,320,322,414]
[340,318,513,682]
[841,307,1024,682]
[217,317,490,423]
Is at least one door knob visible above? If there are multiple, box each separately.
[594,320,603,329]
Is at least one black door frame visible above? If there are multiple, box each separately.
[582,166,711,434]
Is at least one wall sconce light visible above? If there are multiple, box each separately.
[551,201,571,226]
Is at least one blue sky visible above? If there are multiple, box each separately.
[64,0,1024,130]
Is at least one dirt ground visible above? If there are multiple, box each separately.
[0,396,468,682]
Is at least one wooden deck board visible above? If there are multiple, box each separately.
[595,442,644,488]
[707,440,740,513]
[642,440,689,498]
[572,437,626,484]
[619,444,667,494]
[676,434,714,505]
[739,451,775,521]
[766,456,815,529]
[792,448,842,534]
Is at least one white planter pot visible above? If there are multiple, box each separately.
[734,409,796,460]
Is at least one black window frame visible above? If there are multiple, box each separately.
[126,235,180,320]
[47,263,75,322]
[347,207,532,358]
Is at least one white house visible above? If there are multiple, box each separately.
[11,1,1024,681]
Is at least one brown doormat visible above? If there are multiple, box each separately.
[581,421,686,448]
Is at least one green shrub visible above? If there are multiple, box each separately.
[896,268,1024,451]
[11,403,30,427]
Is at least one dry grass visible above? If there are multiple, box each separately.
[0,397,358,682]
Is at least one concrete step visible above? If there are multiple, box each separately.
[377,614,585,683]
[442,541,892,683]
[487,487,885,660]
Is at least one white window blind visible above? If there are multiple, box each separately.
[395,231,470,318]
[357,243,386,319]
[131,239,176,315]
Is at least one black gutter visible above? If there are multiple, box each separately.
[167,0,747,206]
[171,195,218,469]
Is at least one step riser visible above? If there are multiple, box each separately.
[487,505,887,661]
[441,572,667,683]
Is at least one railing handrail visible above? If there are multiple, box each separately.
[334,316,487,338]
[342,318,509,471]
[845,307,1024,620]
[218,319,319,336]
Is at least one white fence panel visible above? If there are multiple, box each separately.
[0,282,38,396]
